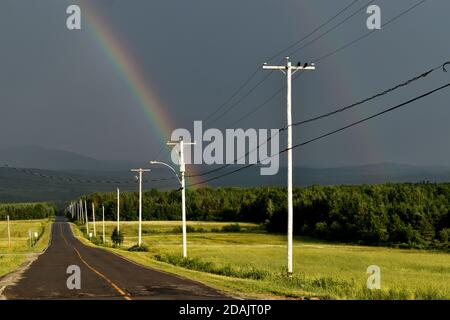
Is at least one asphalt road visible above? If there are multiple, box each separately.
[3,217,229,300]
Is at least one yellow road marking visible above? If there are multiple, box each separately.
[59,223,132,300]
[60,224,69,246]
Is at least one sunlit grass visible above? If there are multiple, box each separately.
[74,221,450,299]
[0,218,52,277]
[78,220,260,246]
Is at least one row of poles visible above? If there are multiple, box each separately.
[66,137,193,258]
[130,138,195,257]
[66,57,313,274]
[67,194,110,244]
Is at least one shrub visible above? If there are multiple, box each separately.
[314,222,328,238]
[439,228,449,243]
[128,244,149,252]
[171,226,208,233]
[153,254,268,280]
[91,236,103,246]
[222,223,241,232]
[111,227,124,247]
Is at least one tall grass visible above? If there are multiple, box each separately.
[73,221,450,300]
[150,253,448,299]
[0,218,53,277]
[154,253,268,280]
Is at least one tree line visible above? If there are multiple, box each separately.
[0,202,55,220]
[77,183,450,249]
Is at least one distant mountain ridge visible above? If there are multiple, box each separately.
[0,146,138,171]
[208,162,450,187]
[1,146,450,203]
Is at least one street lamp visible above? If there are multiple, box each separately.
[149,159,189,258]
[150,161,180,179]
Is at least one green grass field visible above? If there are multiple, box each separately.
[80,220,259,242]
[73,220,450,300]
[0,219,53,277]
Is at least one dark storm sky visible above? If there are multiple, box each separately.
[0,0,449,167]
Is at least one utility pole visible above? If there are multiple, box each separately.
[7,215,11,248]
[102,204,106,244]
[80,200,84,224]
[130,168,150,247]
[84,200,89,235]
[92,202,96,237]
[263,57,315,276]
[117,188,120,232]
[167,137,196,258]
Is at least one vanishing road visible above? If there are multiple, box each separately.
[2,217,229,300]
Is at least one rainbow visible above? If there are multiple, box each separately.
[80,2,381,186]
[80,1,201,185]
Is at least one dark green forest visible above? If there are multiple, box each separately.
[0,202,55,220]
[76,183,450,249]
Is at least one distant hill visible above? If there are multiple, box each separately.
[1,145,450,203]
[0,146,137,171]
[0,167,148,204]
[1,160,450,203]
[209,162,450,186]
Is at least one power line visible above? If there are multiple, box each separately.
[224,82,285,128]
[288,0,374,58]
[266,0,364,62]
[206,71,274,126]
[129,0,366,164]
[152,144,167,162]
[204,67,261,124]
[186,82,450,187]
[312,0,427,63]
[1,165,177,185]
[46,1,430,188]
[291,84,449,149]
[229,0,429,126]
[293,61,447,126]
[188,59,449,178]
[202,0,367,126]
